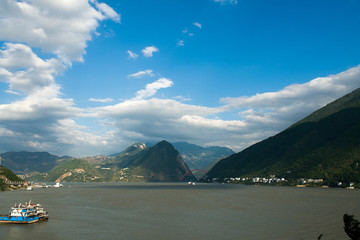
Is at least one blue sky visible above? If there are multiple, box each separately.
[0,0,360,157]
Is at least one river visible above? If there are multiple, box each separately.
[0,183,359,240]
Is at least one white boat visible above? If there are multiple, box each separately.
[53,182,63,188]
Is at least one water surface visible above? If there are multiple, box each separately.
[0,183,359,239]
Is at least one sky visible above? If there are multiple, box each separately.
[0,0,360,157]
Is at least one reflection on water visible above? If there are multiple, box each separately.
[0,183,359,240]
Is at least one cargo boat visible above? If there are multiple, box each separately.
[0,201,48,224]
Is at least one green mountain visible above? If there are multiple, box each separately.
[204,88,360,185]
[111,143,148,168]
[0,166,24,191]
[110,142,147,158]
[27,158,109,182]
[172,142,234,170]
[28,141,196,182]
[117,140,196,182]
[0,151,62,174]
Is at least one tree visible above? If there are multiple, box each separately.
[344,214,360,240]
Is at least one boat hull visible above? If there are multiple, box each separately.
[0,216,40,224]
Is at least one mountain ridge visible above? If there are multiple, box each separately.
[203,88,360,185]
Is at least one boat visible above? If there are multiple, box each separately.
[0,201,48,224]
[53,182,63,188]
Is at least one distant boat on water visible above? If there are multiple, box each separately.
[53,182,63,188]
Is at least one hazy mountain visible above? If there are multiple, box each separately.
[0,151,63,174]
[204,88,360,184]
[172,142,234,170]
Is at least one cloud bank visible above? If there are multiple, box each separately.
[0,0,120,156]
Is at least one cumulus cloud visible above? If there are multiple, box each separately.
[0,0,120,156]
[88,98,224,143]
[0,0,119,62]
[0,43,66,94]
[86,65,360,153]
[142,46,159,58]
[134,78,174,100]
[127,50,138,60]
[127,70,155,79]
[222,65,360,127]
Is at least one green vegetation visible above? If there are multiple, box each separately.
[204,88,360,186]
[117,140,196,182]
[27,141,196,183]
[27,159,108,182]
[0,166,24,191]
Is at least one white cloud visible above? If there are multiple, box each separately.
[0,43,66,94]
[213,0,238,5]
[127,70,155,79]
[142,46,159,58]
[0,0,120,62]
[0,0,120,156]
[174,96,192,102]
[134,78,173,100]
[89,98,114,103]
[127,50,138,60]
[177,40,184,47]
[93,1,120,23]
[193,22,202,29]
[0,1,359,158]
[222,65,360,127]
[86,65,360,153]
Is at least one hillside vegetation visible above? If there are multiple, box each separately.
[204,88,360,186]
[28,141,196,183]
[0,166,24,191]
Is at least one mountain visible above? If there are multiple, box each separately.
[122,141,196,182]
[27,158,109,182]
[172,142,234,170]
[109,142,147,157]
[204,88,360,185]
[111,143,148,168]
[0,165,24,191]
[0,151,62,174]
[28,141,196,182]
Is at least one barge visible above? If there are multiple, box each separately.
[0,201,48,224]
